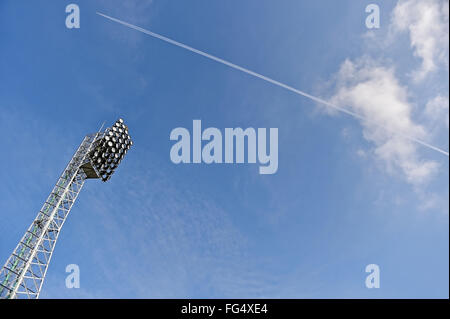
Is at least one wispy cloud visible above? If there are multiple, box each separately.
[60,158,279,298]
[425,95,449,130]
[328,0,449,190]
[390,0,449,81]
[96,0,156,47]
[330,57,439,185]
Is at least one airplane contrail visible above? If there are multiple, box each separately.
[97,12,449,157]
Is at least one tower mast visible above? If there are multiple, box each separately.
[0,119,133,299]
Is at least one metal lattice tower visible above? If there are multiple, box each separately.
[0,119,133,299]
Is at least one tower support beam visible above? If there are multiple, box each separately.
[0,118,132,299]
[0,133,98,299]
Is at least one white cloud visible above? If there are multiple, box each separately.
[391,0,449,81]
[330,58,439,185]
[357,149,367,158]
[425,94,449,129]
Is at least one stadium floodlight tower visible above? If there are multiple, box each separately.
[0,118,133,299]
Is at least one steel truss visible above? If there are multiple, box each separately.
[0,132,101,299]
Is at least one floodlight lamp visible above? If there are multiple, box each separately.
[81,118,133,182]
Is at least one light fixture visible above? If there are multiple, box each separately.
[81,118,133,182]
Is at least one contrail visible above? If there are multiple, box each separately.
[96,12,449,157]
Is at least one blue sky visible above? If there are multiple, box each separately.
[0,0,448,298]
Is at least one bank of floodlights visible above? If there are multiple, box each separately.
[83,118,133,182]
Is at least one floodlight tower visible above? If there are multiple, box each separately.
[0,119,133,299]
